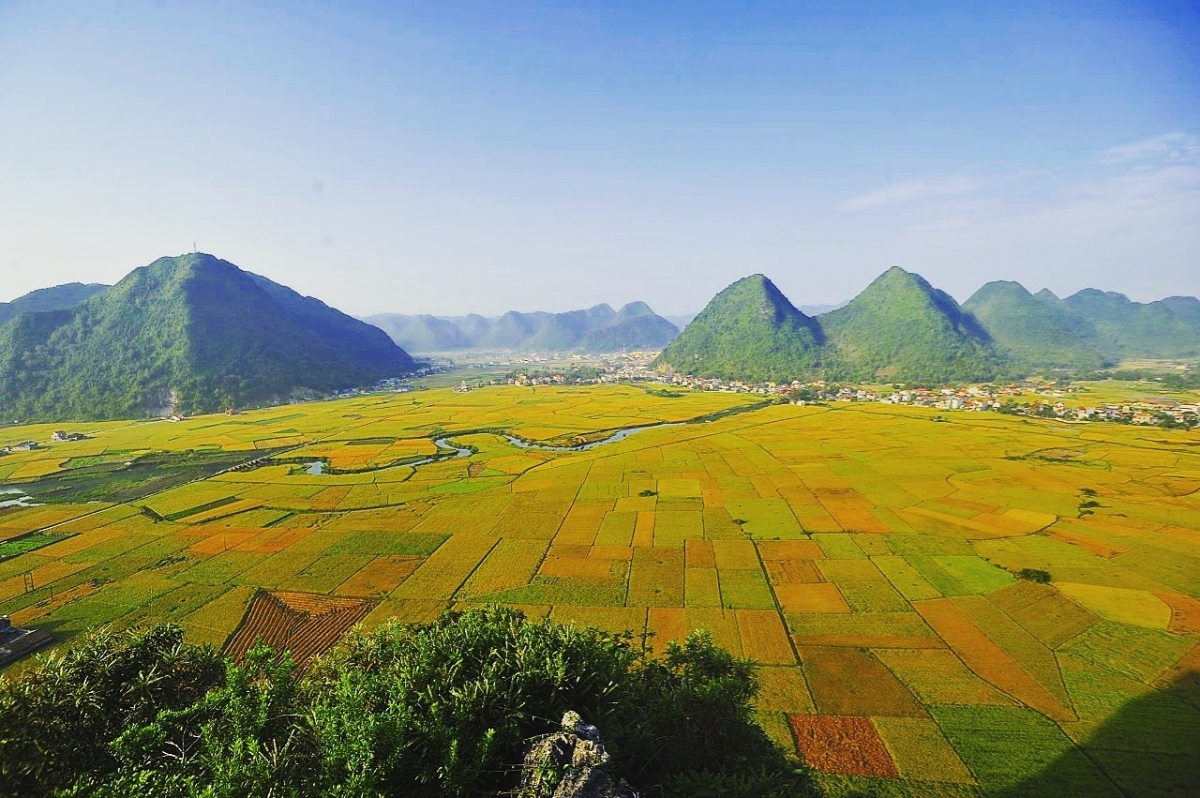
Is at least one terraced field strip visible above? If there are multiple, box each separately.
[913,598,1076,722]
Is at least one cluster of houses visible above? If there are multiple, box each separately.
[497,359,1198,429]
[0,430,90,456]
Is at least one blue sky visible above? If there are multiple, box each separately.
[2,1,1197,315]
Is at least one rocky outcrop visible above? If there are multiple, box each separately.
[519,711,634,798]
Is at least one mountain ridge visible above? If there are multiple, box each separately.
[658,269,1200,385]
[0,254,415,421]
[365,301,679,353]
[0,282,110,328]
[656,274,826,383]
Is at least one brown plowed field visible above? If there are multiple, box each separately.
[789,714,899,777]
[223,590,376,668]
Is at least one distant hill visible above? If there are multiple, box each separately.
[963,281,1107,371]
[1059,289,1200,359]
[656,274,825,383]
[0,254,415,421]
[0,282,110,328]
[365,302,678,353]
[663,313,697,330]
[580,302,679,351]
[819,267,999,383]
[658,267,1200,385]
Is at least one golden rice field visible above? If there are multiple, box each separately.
[1,384,1199,796]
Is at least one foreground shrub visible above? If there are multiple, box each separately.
[0,607,815,797]
[0,625,225,797]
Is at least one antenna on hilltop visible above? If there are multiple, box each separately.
[193,241,197,254]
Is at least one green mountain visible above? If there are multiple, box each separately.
[581,302,679,351]
[655,274,824,382]
[0,282,110,328]
[819,267,999,383]
[1061,289,1200,359]
[0,253,415,421]
[362,314,472,351]
[364,302,678,353]
[1158,296,1200,332]
[963,280,1106,371]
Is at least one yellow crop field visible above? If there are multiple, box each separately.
[2,383,1199,793]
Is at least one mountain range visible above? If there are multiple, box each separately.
[3,253,1199,421]
[364,302,679,353]
[657,268,1200,384]
[0,254,414,421]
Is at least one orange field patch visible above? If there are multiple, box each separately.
[336,556,422,596]
[776,583,850,614]
[764,559,824,585]
[190,530,260,555]
[789,715,899,777]
[684,538,716,568]
[1046,526,1128,559]
[310,487,352,511]
[244,527,313,555]
[1158,592,1200,637]
[587,545,633,561]
[794,634,945,649]
[224,590,376,669]
[913,598,1075,722]
[647,607,688,650]
[825,508,889,533]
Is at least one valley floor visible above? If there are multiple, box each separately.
[1,384,1198,795]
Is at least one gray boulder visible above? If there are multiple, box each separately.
[519,711,634,798]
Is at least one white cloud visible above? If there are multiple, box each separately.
[1095,132,1200,166]
[839,176,977,211]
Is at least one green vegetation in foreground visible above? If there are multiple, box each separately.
[657,274,826,383]
[0,253,415,422]
[0,610,815,798]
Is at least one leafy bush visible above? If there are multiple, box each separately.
[0,608,816,797]
[0,625,225,797]
[1016,568,1052,584]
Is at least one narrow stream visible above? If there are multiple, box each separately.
[303,410,748,477]
[0,487,38,509]
[502,422,682,451]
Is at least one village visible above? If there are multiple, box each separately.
[486,351,1200,429]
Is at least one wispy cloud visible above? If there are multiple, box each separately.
[1095,132,1199,166]
[839,176,976,211]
